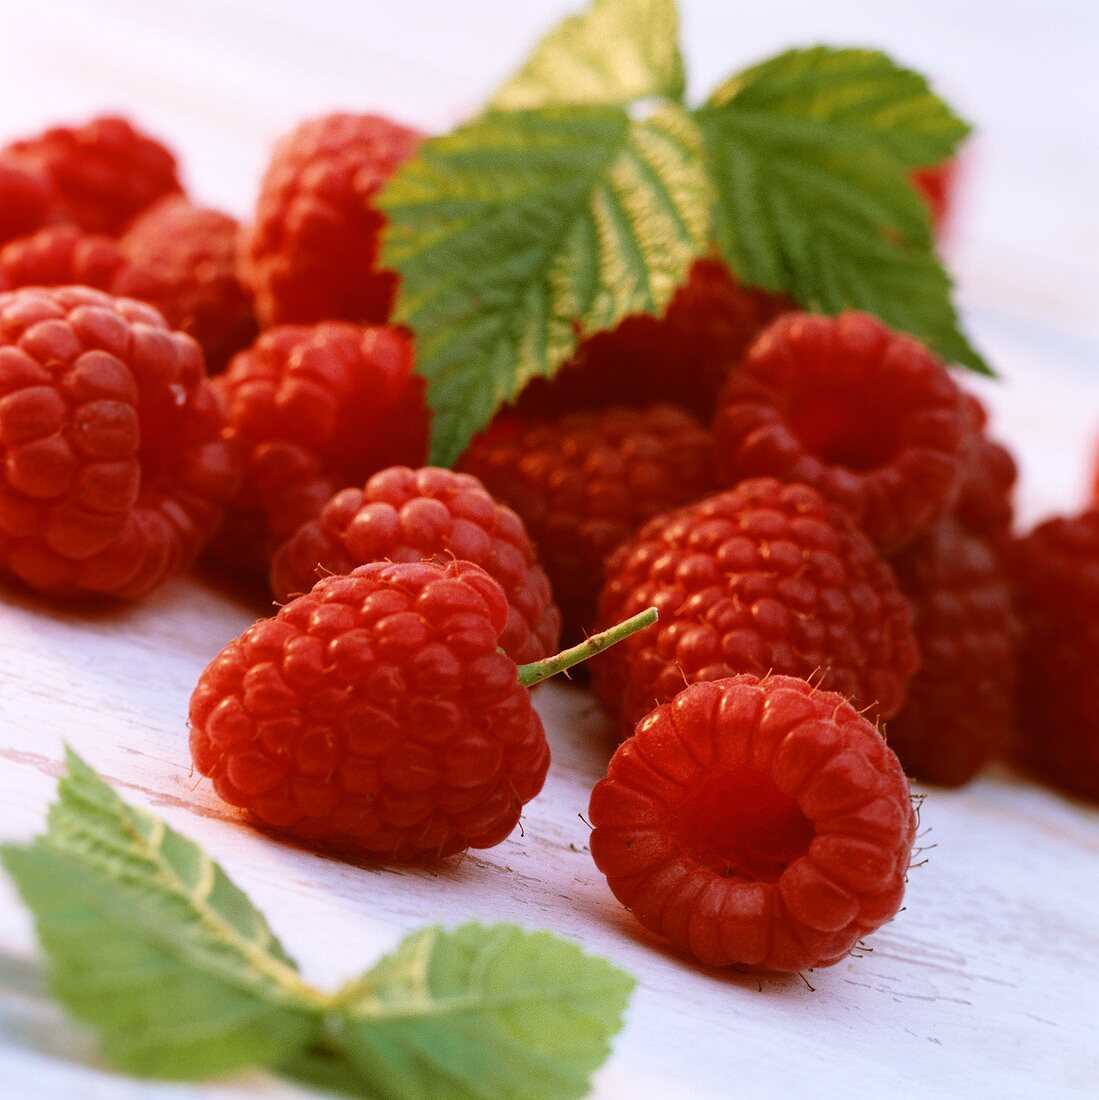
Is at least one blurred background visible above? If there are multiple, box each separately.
[2,0,1097,518]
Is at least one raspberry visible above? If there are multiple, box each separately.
[713,312,973,552]
[118,196,256,373]
[209,322,429,580]
[459,405,716,643]
[0,286,238,599]
[0,155,57,247]
[5,116,183,236]
[887,520,1020,786]
[912,160,958,236]
[954,394,1016,546]
[515,258,791,421]
[270,466,561,664]
[243,113,422,327]
[592,478,918,735]
[189,559,550,860]
[589,674,916,971]
[1012,510,1099,801]
[0,224,138,296]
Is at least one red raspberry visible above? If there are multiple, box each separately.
[4,116,183,236]
[270,466,561,664]
[0,224,138,296]
[189,559,550,860]
[911,160,958,236]
[589,674,916,971]
[592,479,918,736]
[459,405,716,643]
[209,322,429,580]
[0,155,57,246]
[515,258,791,421]
[117,196,256,373]
[0,286,237,599]
[713,312,973,552]
[954,394,1016,547]
[1012,510,1099,801]
[243,113,422,327]
[887,520,1020,786]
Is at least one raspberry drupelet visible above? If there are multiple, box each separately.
[4,115,183,236]
[458,404,716,643]
[589,675,917,972]
[954,393,1016,548]
[190,559,655,860]
[243,113,422,327]
[592,478,918,737]
[888,520,1020,786]
[118,196,256,373]
[1012,510,1099,802]
[0,155,57,247]
[0,286,238,599]
[712,312,974,553]
[209,322,429,581]
[514,258,791,421]
[270,466,561,664]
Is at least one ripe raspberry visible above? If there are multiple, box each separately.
[0,224,138,296]
[0,155,57,247]
[954,394,1016,547]
[589,674,916,971]
[243,113,422,327]
[189,559,551,859]
[515,258,791,421]
[1012,510,1099,801]
[4,116,183,236]
[270,466,561,664]
[0,286,237,599]
[713,312,973,553]
[209,322,429,580]
[118,196,256,373]
[887,520,1020,786]
[592,479,918,736]
[459,405,716,643]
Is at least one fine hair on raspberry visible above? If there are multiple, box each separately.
[592,478,918,736]
[0,285,238,599]
[589,674,917,972]
[713,311,974,552]
[270,465,561,664]
[189,559,550,859]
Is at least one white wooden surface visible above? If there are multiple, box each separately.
[1,3,1098,1098]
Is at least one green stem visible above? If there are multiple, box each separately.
[517,608,658,688]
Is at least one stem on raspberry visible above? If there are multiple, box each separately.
[516,607,658,688]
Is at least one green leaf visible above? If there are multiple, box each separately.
[489,0,685,111]
[332,923,635,1100]
[697,46,988,373]
[1,747,326,1079]
[380,103,714,464]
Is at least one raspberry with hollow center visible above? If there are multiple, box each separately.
[589,674,917,972]
[592,478,918,736]
[888,519,1020,786]
[4,115,183,235]
[458,404,716,643]
[243,113,422,327]
[209,322,429,581]
[713,312,973,552]
[270,465,561,664]
[1012,510,1099,801]
[0,286,238,599]
[190,559,654,860]
[118,196,256,373]
[514,258,792,421]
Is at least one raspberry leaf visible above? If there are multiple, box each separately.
[379,103,714,465]
[331,923,635,1100]
[696,46,989,373]
[489,0,686,110]
[0,747,327,1078]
